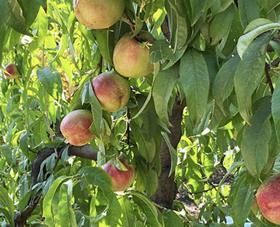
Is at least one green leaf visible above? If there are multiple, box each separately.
[130,191,162,227]
[55,181,77,227]
[238,0,260,28]
[0,187,14,226]
[237,21,280,58]
[272,78,280,143]
[144,169,158,196]
[209,4,234,45]
[241,97,272,177]
[132,122,157,162]
[212,55,240,107]
[165,0,188,50]
[6,0,27,34]
[161,132,177,176]
[17,0,42,27]
[163,210,184,227]
[179,49,210,125]
[234,33,270,123]
[79,166,112,191]
[119,196,136,227]
[93,30,113,64]
[79,167,121,226]
[43,176,72,226]
[230,173,254,226]
[81,81,103,136]
[37,68,63,99]
[152,66,178,125]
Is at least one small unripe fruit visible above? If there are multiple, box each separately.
[4,64,19,79]
[60,109,94,146]
[92,72,130,112]
[73,0,125,29]
[113,35,153,78]
[256,174,280,224]
[103,160,135,192]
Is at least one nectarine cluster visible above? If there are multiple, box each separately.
[60,0,156,193]
[73,0,153,78]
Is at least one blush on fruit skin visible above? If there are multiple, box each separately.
[256,174,280,225]
[103,160,135,192]
[92,72,130,112]
[73,0,125,29]
[60,109,94,146]
[4,64,19,79]
[113,35,154,78]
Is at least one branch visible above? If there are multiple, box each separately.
[265,63,274,94]
[161,16,171,42]
[14,144,98,227]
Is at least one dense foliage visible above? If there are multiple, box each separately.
[0,0,280,226]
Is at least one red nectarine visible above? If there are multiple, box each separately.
[4,64,19,79]
[113,34,154,78]
[256,174,280,224]
[103,160,135,192]
[60,109,94,146]
[92,72,130,112]
[73,0,125,29]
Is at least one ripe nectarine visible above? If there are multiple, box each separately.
[92,72,130,112]
[60,109,94,146]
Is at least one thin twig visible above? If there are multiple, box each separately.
[265,63,274,93]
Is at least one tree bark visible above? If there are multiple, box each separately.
[151,99,185,208]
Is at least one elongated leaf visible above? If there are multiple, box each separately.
[55,181,77,227]
[130,191,162,227]
[0,187,14,226]
[93,30,113,64]
[43,176,72,226]
[165,0,188,50]
[132,122,156,162]
[81,81,103,136]
[212,55,240,107]
[241,97,272,177]
[119,197,136,227]
[209,4,234,45]
[163,210,184,227]
[162,132,177,176]
[238,0,260,28]
[237,22,280,58]
[272,78,280,143]
[179,49,209,125]
[234,33,270,123]
[230,173,254,226]
[37,68,63,99]
[79,167,121,226]
[152,66,178,125]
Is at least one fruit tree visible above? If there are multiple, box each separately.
[0,0,280,226]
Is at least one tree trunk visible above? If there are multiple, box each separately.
[151,99,185,208]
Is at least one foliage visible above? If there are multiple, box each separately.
[0,0,280,226]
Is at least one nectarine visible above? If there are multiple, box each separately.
[113,34,153,78]
[73,0,125,29]
[92,72,130,112]
[4,64,19,79]
[60,109,94,146]
[256,174,280,224]
[103,160,135,192]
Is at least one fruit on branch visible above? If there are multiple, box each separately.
[92,72,130,112]
[256,174,280,224]
[60,109,94,146]
[4,64,19,79]
[103,159,135,192]
[113,34,154,78]
[73,0,125,29]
